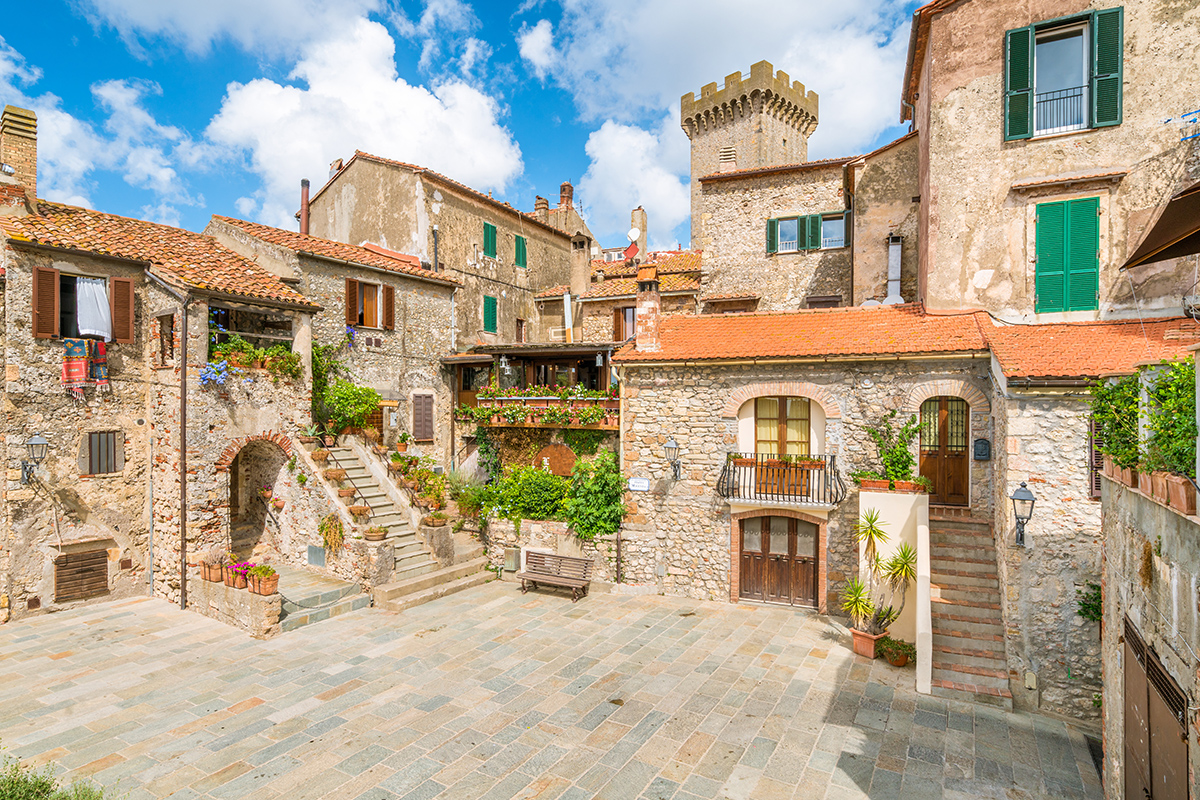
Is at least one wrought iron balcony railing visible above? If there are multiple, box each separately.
[1035,85,1088,135]
[717,452,847,507]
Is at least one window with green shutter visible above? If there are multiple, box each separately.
[483,295,498,333]
[1035,197,1099,313]
[483,222,497,259]
[766,213,849,253]
[515,235,527,268]
[1004,9,1122,140]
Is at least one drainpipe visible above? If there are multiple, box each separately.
[433,224,439,272]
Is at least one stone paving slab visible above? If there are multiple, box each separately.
[0,586,1101,799]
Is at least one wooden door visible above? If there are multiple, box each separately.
[792,521,818,607]
[739,517,818,609]
[919,397,969,506]
[739,523,766,601]
[1125,637,1152,800]
[763,517,791,604]
[1124,617,1189,799]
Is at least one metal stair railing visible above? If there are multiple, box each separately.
[325,446,379,521]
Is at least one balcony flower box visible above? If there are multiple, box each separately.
[1167,475,1196,515]
[860,479,891,491]
[1150,471,1171,504]
[1118,466,1138,489]
[893,480,926,493]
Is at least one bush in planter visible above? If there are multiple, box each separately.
[843,509,917,637]
[1091,373,1141,470]
[1144,358,1197,479]
[562,449,625,541]
[247,564,278,595]
[325,380,381,431]
[876,636,916,666]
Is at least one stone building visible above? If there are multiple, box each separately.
[206,216,458,462]
[303,151,590,350]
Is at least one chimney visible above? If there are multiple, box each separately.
[559,181,573,209]
[570,235,590,298]
[299,179,310,235]
[635,265,661,352]
[630,206,648,260]
[534,195,549,224]
[1,106,37,199]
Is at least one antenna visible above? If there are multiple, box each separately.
[627,227,641,242]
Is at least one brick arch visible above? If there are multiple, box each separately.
[214,431,294,472]
[720,381,841,419]
[901,379,990,415]
[729,508,828,613]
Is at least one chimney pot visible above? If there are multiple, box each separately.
[559,181,574,208]
[1,105,38,200]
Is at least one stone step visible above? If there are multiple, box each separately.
[929,518,991,531]
[392,541,425,557]
[932,643,1008,670]
[930,679,1013,711]
[930,597,1002,622]
[932,661,1010,690]
[930,531,995,547]
[280,582,359,615]
[932,583,1001,604]
[281,594,372,632]
[930,569,999,589]
[932,613,1005,641]
[375,557,491,602]
[932,628,1005,647]
[377,564,495,613]
[392,560,438,582]
[929,555,999,575]
[929,542,996,557]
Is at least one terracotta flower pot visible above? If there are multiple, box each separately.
[364,528,388,542]
[731,458,755,468]
[311,449,330,462]
[396,443,408,453]
[249,573,279,595]
[324,468,347,482]
[298,436,318,444]
[886,652,909,668]
[338,487,357,498]
[1118,466,1138,489]
[271,498,285,510]
[223,565,235,586]
[348,504,370,518]
[1103,456,1115,479]
[388,462,404,473]
[893,480,923,493]
[323,435,336,447]
[202,563,223,582]
[850,629,887,659]
[1151,471,1171,504]
[860,479,891,491]
[259,489,272,501]
[1167,475,1197,515]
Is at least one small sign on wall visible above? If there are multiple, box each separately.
[973,439,991,461]
[628,477,650,492]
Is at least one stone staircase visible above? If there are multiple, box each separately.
[928,517,1013,709]
[327,446,439,583]
[373,557,494,613]
[275,563,371,632]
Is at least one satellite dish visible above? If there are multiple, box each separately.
[627,227,641,242]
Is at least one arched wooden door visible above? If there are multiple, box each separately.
[919,397,969,506]
[739,516,818,608]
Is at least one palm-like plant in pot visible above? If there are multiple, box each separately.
[842,508,917,659]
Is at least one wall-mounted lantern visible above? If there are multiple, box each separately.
[1011,481,1036,546]
[20,433,50,484]
[664,438,680,480]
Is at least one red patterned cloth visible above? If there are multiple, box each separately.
[62,338,91,401]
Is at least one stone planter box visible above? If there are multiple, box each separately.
[850,628,886,659]
[190,573,281,638]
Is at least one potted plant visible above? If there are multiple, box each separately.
[876,637,916,667]
[298,424,321,445]
[321,427,337,447]
[362,426,380,444]
[319,513,344,552]
[1091,374,1140,489]
[348,504,371,520]
[324,468,347,482]
[337,487,357,499]
[227,561,252,590]
[1167,475,1197,515]
[364,525,388,542]
[258,484,273,501]
[247,564,279,595]
[422,511,448,527]
[200,549,224,582]
[271,497,285,511]
[311,448,330,463]
[397,431,412,453]
[842,509,917,659]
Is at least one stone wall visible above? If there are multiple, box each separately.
[579,294,697,343]
[187,571,282,638]
[851,134,920,304]
[918,0,1200,319]
[993,389,1102,719]
[618,357,994,604]
[695,164,851,311]
[484,518,618,586]
[1101,479,1200,798]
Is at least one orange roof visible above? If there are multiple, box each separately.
[983,316,1200,380]
[592,250,701,277]
[701,292,760,302]
[536,272,701,301]
[212,216,458,287]
[2,202,318,309]
[614,304,987,362]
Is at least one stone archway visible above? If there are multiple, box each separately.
[223,437,290,559]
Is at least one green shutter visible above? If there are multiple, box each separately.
[766,219,778,253]
[1035,201,1067,312]
[1005,26,1034,140]
[515,235,527,268]
[1066,197,1100,311]
[1091,7,1123,128]
[804,214,822,250]
[483,295,497,333]
[483,223,497,258]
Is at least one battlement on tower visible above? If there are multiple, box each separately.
[680,60,818,140]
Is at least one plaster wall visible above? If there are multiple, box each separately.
[859,488,927,644]
[851,136,921,305]
[919,0,1200,319]
[577,294,698,344]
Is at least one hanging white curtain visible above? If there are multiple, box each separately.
[76,278,112,341]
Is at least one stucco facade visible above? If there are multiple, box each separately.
[851,134,922,305]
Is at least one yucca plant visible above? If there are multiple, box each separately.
[841,578,874,630]
[847,509,918,635]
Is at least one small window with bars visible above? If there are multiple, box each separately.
[80,431,124,475]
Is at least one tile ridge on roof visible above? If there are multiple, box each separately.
[698,155,858,182]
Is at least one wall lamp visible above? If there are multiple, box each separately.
[1011,481,1036,546]
[664,438,680,480]
[20,433,50,484]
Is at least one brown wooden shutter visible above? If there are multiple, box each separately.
[382,285,395,330]
[1088,418,1104,499]
[344,278,358,326]
[32,265,59,339]
[109,277,135,344]
[613,308,622,341]
[54,550,109,602]
[413,394,434,441]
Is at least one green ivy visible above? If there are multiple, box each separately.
[311,339,347,426]
[1076,582,1102,623]
[1090,374,1140,469]
[325,380,381,431]
[864,410,921,482]
[562,450,625,540]
[1145,358,1196,477]
[476,427,503,484]
[563,429,606,456]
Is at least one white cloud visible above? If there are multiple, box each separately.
[205,18,523,229]
[390,0,488,76]
[577,116,689,251]
[517,20,556,80]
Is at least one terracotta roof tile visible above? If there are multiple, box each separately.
[535,284,570,299]
[592,250,701,277]
[580,273,700,301]
[614,304,986,362]
[5,202,319,309]
[983,316,1200,379]
[213,216,458,286]
[701,292,760,302]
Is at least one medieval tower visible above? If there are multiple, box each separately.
[681,60,818,246]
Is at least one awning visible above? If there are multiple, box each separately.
[1123,180,1200,269]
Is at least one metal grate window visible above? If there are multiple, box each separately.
[84,431,123,475]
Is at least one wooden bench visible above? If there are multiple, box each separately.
[516,551,593,602]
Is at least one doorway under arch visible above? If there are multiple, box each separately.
[227,438,289,558]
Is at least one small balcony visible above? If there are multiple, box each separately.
[1035,85,1088,136]
[717,453,847,508]
[457,395,620,430]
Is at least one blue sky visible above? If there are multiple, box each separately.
[1,0,919,250]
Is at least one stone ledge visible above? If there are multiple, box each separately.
[188,573,281,638]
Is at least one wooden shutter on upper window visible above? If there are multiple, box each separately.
[1035,201,1066,312]
[344,278,358,326]
[1091,7,1123,128]
[1066,198,1100,311]
[382,285,395,330]
[32,265,59,339]
[1004,26,1034,141]
[109,277,135,344]
[804,214,822,250]
[413,394,434,441]
[766,219,778,254]
[613,308,623,341]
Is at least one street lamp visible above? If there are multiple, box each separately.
[1011,481,1036,546]
[20,433,50,484]
[664,438,680,480]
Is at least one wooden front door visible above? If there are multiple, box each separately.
[739,517,818,608]
[919,396,969,506]
[1124,618,1189,799]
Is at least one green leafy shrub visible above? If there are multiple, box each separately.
[563,429,606,456]
[476,428,502,483]
[0,754,111,799]
[1077,582,1102,623]
[1091,373,1140,469]
[864,410,921,482]
[494,465,570,520]
[1144,358,1196,477]
[876,637,916,663]
[562,450,625,540]
[325,380,381,431]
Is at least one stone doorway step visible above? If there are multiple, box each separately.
[373,557,493,613]
[328,446,439,582]
[928,517,1013,710]
[275,563,371,632]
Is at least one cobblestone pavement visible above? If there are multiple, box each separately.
[0,583,1102,800]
